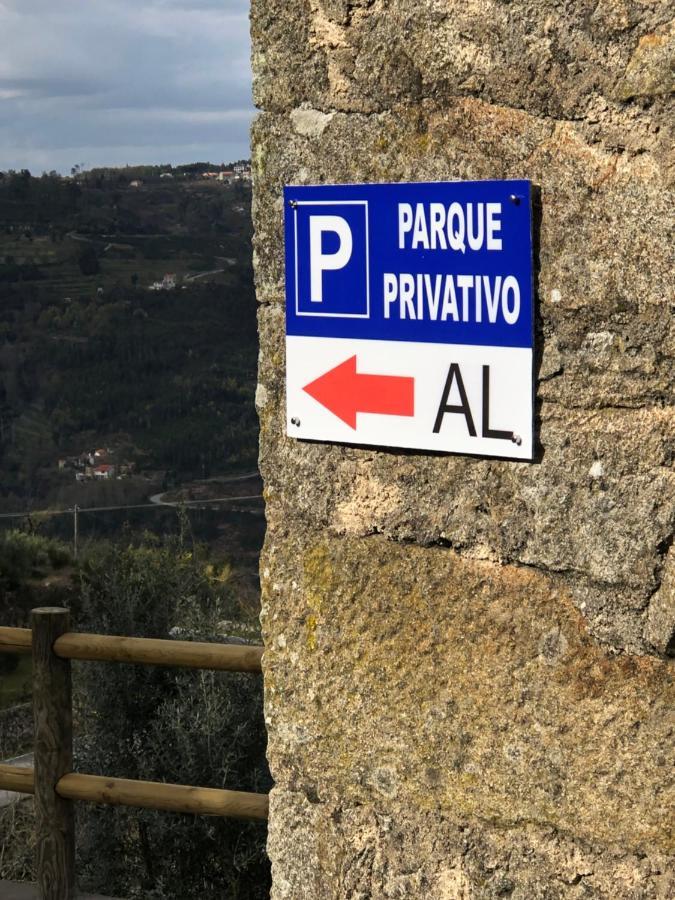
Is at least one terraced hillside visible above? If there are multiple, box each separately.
[0,167,258,514]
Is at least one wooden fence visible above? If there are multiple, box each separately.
[0,607,268,900]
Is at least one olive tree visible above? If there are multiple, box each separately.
[74,534,271,899]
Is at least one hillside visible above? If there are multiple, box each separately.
[0,167,258,515]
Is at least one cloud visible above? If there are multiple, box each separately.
[0,0,254,172]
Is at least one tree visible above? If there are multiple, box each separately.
[74,534,271,899]
[77,244,99,276]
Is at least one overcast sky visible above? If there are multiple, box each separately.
[0,0,254,174]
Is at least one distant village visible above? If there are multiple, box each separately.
[129,162,251,189]
[58,447,136,482]
[148,261,237,292]
[200,162,252,182]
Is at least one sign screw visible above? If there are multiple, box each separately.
[289,200,298,209]
[509,194,521,205]
[511,434,522,446]
[291,417,301,427]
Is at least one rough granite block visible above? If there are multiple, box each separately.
[251,1,674,895]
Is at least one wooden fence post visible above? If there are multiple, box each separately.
[32,607,76,900]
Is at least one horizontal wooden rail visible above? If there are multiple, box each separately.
[0,626,31,655]
[0,626,263,672]
[57,773,269,821]
[0,765,268,821]
[3,609,268,899]
[54,633,264,672]
[0,763,35,794]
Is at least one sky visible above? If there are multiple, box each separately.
[0,0,254,174]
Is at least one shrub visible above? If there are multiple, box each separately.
[0,530,72,588]
[0,799,36,883]
[74,534,271,899]
[0,653,19,678]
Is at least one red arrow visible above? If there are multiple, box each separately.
[302,355,415,429]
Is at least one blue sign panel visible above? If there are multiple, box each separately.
[285,180,533,350]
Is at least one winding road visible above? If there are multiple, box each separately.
[149,471,261,507]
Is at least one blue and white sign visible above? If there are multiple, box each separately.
[284,180,534,460]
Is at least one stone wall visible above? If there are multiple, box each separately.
[250,2,674,896]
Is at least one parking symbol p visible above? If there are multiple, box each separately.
[294,200,369,319]
[309,216,353,303]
